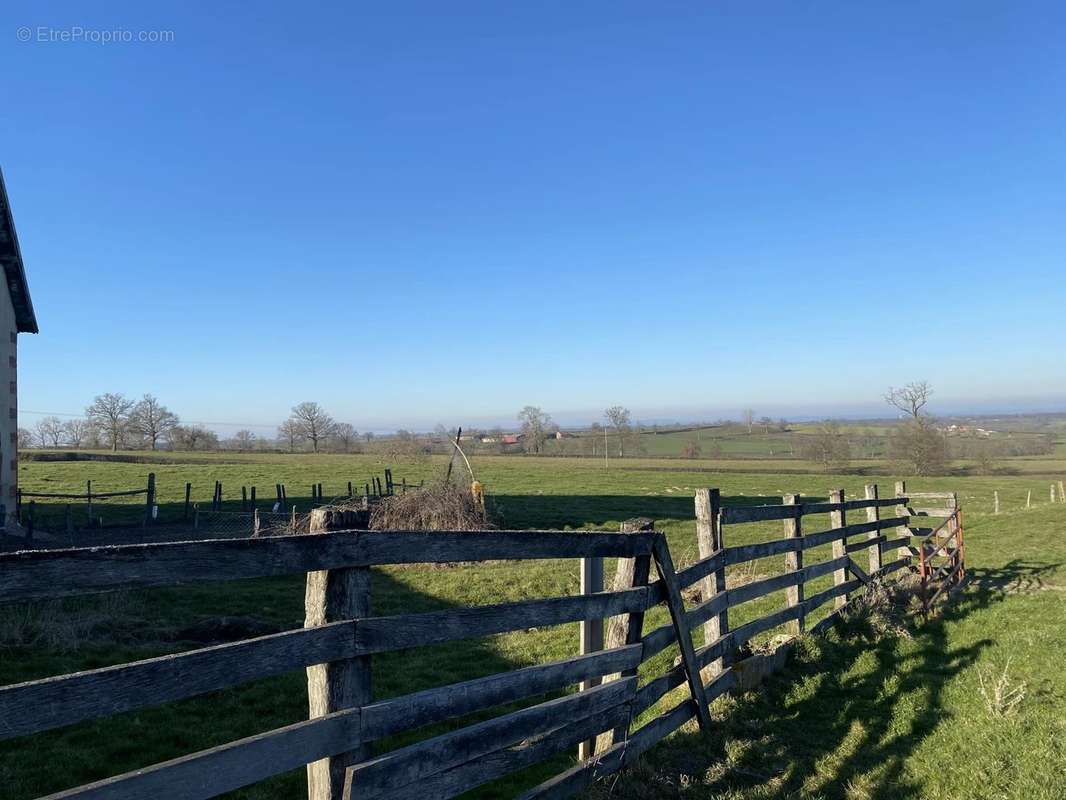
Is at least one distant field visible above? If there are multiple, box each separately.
[3,453,1066,798]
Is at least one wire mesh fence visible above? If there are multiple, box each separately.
[190,506,310,538]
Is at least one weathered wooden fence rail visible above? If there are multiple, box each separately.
[0,482,962,800]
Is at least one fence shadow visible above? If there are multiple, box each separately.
[487,494,787,530]
[1,567,542,799]
[594,559,1061,800]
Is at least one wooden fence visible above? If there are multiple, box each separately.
[0,482,959,800]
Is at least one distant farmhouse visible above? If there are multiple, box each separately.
[0,170,39,525]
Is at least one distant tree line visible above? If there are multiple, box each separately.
[17,395,369,454]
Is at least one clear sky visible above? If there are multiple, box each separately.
[5,1,1065,434]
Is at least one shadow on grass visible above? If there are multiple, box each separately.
[4,492,796,550]
[593,560,1059,800]
[1,567,558,799]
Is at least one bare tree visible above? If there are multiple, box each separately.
[797,421,851,473]
[130,394,179,450]
[604,406,631,457]
[17,427,33,450]
[63,418,89,449]
[170,424,219,451]
[332,422,358,453]
[35,416,64,447]
[86,393,135,451]
[517,406,552,454]
[742,408,755,434]
[290,402,335,453]
[364,431,375,444]
[884,381,932,419]
[884,381,947,475]
[232,430,257,450]
[278,419,301,453]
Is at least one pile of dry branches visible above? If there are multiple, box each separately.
[369,482,490,531]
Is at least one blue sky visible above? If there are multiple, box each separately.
[4,1,1065,434]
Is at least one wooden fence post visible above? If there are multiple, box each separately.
[144,473,156,527]
[695,488,728,677]
[994,490,1000,514]
[864,484,883,574]
[1059,481,1065,503]
[577,553,604,760]
[1027,490,1032,509]
[183,482,191,521]
[250,485,256,510]
[599,518,653,752]
[305,508,371,800]
[783,494,803,634]
[1053,484,1058,504]
[87,480,93,526]
[829,489,848,609]
[895,480,910,561]
[241,486,248,512]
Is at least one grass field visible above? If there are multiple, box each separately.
[2,453,1066,798]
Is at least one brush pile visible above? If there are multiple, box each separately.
[369,481,490,531]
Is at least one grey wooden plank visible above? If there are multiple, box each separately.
[843,496,908,511]
[640,620,677,660]
[684,591,729,632]
[45,707,361,800]
[523,683,724,800]
[846,535,886,554]
[360,644,642,741]
[0,531,657,602]
[724,537,799,565]
[873,557,911,578]
[354,703,631,800]
[675,549,725,590]
[729,605,802,647]
[803,579,861,615]
[349,678,635,798]
[0,622,355,741]
[356,586,650,654]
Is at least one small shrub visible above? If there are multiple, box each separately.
[978,657,1026,718]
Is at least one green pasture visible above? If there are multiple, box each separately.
[1,453,1065,798]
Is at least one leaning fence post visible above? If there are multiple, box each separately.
[305,508,371,800]
[783,494,804,634]
[577,552,605,760]
[864,484,883,575]
[829,489,848,609]
[695,488,728,677]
